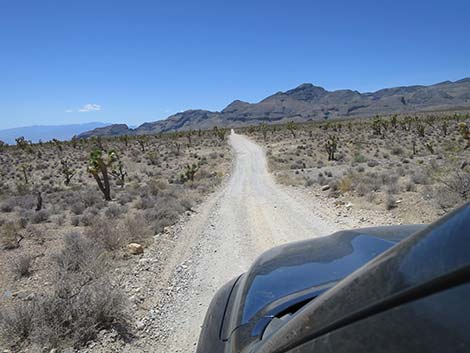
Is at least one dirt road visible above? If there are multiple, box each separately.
[149,132,339,352]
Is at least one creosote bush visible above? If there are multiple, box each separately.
[1,222,22,250]
[1,232,130,351]
[11,255,34,278]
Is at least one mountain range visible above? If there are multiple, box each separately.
[82,78,470,138]
[0,122,109,144]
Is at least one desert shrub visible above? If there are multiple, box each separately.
[84,218,122,251]
[147,178,169,196]
[405,180,417,192]
[317,175,327,186]
[0,202,13,212]
[80,207,99,227]
[17,214,30,229]
[52,215,65,226]
[81,191,104,208]
[0,301,35,349]
[64,281,130,346]
[36,278,129,347]
[339,176,352,193]
[71,215,80,227]
[117,192,133,205]
[0,222,22,250]
[180,196,194,211]
[387,180,400,194]
[396,166,406,176]
[411,170,431,185]
[367,159,379,168]
[146,194,185,233]
[366,191,376,203]
[31,209,50,224]
[56,233,98,271]
[104,204,126,219]
[328,179,339,192]
[391,146,404,155]
[119,214,152,245]
[385,193,397,210]
[290,160,304,170]
[11,255,34,278]
[71,202,86,215]
[356,182,372,197]
[353,153,367,164]
[1,281,130,350]
[15,182,30,196]
[434,185,461,210]
[195,167,212,181]
[135,196,155,210]
[373,174,386,191]
[10,195,36,210]
[435,167,470,209]
[304,177,315,187]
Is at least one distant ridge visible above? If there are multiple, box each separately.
[79,78,470,138]
[0,122,109,144]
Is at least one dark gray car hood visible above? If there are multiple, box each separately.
[221,225,425,352]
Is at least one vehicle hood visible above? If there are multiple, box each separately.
[221,225,425,352]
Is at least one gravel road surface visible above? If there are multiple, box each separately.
[154,132,339,352]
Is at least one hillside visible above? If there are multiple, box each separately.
[79,78,470,138]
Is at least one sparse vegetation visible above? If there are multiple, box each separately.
[246,112,470,221]
[0,129,230,351]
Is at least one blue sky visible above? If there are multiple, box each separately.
[1,0,469,129]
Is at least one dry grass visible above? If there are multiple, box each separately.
[245,112,470,222]
[0,130,230,351]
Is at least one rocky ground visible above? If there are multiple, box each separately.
[85,132,431,353]
[2,117,467,351]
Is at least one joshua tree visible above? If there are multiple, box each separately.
[372,116,382,136]
[35,191,43,211]
[137,136,148,152]
[403,116,413,131]
[286,122,296,138]
[333,123,342,133]
[111,159,127,188]
[180,163,199,183]
[260,123,268,141]
[87,149,118,201]
[425,142,434,154]
[173,142,181,156]
[52,138,63,152]
[458,122,470,149]
[146,151,159,165]
[60,160,76,185]
[441,120,448,136]
[19,164,32,184]
[120,134,129,147]
[325,135,338,161]
[15,136,34,153]
[415,123,426,138]
[71,136,78,149]
[390,115,398,129]
[186,130,193,146]
[213,127,226,143]
[15,136,28,149]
